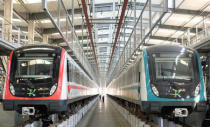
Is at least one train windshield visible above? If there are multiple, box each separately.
[153,52,194,81]
[15,57,53,79]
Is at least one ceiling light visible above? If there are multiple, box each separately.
[41,17,82,24]
[25,0,57,4]
[12,19,22,22]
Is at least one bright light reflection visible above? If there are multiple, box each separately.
[99,88,107,95]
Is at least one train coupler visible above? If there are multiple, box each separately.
[174,108,188,117]
[22,107,35,115]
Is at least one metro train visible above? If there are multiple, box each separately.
[3,45,98,115]
[107,45,206,117]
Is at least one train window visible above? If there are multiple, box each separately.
[67,60,70,82]
[78,71,81,84]
[138,59,142,82]
[68,61,71,82]
[81,74,83,85]
[72,64,75,83]
[73,66,76,83]
[75,67,79,84]
[69,62,73,82]
[80,71,83,85]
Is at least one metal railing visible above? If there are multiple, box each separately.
[42,0,98,84]
[107,0,138,79]
[152,3,210,49]
[107,0,173,84]
[0,15,25,47]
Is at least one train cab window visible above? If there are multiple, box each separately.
[16,56,53,78]
[13,52,58,97]
[67,60,70,82]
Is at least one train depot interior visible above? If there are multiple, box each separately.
[1,0,210,127]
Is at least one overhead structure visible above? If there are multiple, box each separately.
[41,0,99,84]
[107,0,128,77]
[106,0,210,85]
[81,0,98,67]
[0,0,209,88]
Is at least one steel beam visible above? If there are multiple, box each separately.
[28,2,163,20]
[42,25,132,34]
[81,0,98,66]
[107,0,128,77]
[159,24,202,33]
[172,9,210,16]
[51,33,129,43]
[150,35,182,43]
[29,8,83,20]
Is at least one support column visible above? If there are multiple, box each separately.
[43,34,48,44]
[4,0,13,42]
[28,21,35,44]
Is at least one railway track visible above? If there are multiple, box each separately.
[109,95,195,127]
[17,96,98,127]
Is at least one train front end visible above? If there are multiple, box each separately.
[142,45,206,117]
[3,45,66,115]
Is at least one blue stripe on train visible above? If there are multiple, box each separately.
[195,51,206,101]
[143,49,205,101]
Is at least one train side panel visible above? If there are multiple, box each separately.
[140,56,148,102]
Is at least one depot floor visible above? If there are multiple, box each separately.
[77,96,131,127]
[0,96,207,127]
[0,103,28,127]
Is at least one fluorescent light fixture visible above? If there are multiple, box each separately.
[51,29,87,35]
[14,0,56,4]
[0,17,22,23]
[205,20,210,24]
[12,19,22,22]
[158,28,176,34]
[26,0,57,4]
[12,30,27,34]
[170,15,191,22]
[41,17,82,23]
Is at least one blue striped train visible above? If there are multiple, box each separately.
[107,45,206,117]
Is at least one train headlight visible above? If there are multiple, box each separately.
[151,84,159,96]
[9,83,15,95]
[50,83,57,95]
[194,84,200,97]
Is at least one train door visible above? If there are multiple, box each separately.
[138,58,142,100]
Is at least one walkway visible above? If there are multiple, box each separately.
[77,95,130,127]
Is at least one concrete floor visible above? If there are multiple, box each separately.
[77,96,131,127]
[0,103,28,127]
[0,103,15,127]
